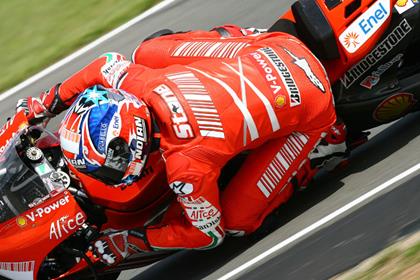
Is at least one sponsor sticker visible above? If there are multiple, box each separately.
[283,48,326,93]
[112,115,121,130]
[49,212,86,240]
[154,84,194,139]
[249,51,282,96]
[60,128,81,154]
[394,0,416,14]
[170,181,194,196]
[274,95,286,108]
[180,196,221,232]
[341,19,412,89]
[35,164,52,176]
[0,261,35,280]
[97,122,108,153]
[167,72,225,139]
[66,157,86,169]
[258,47,301,107]
[25,195,70,223]
[105,114,121,141]
[133,116,147,160]
[373,93,417,122]
[360,53,403,89]
[339,0,391,53]
[16,216,28,228]
[100,52,131,88]
[127,162,144,177]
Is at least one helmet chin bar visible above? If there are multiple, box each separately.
[90,137,130,186]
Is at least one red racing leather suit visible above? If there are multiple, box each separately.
[39,31,336,249]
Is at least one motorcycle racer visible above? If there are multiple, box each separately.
[16,30,340,265]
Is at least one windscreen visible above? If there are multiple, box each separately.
[0,131,62,223]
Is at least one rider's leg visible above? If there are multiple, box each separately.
[221,130,325,235]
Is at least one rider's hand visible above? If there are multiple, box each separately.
[93,229,152,266]
[16,84,68,125]
[16,96,53,125]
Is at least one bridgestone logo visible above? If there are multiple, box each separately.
[259,47,301,107]
[341,19,412,89]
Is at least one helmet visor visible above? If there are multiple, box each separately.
[90,137,130,185]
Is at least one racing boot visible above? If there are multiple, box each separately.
[294,121,348,191]
[309,121,348,171]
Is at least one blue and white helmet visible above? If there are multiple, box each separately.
[60,85,152,186]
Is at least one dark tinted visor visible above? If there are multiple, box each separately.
[90,137,130,185]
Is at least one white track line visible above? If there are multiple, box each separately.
[0,0,176,102]
[218,163,420,280]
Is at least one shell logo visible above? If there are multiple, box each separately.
[16,216,27,227]
[396,0,409,7]
[19,123,28,130]
[394,0,416,14]
[343,32,360,49]
[373,93,417,122]
[274,95,286,108]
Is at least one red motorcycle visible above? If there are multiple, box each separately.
[0,111,175,280]
[1,0,420,279]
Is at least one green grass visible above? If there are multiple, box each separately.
[0,0,160,92]
[403,239,420,261]
[345,239,420,280]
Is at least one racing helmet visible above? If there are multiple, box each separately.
[60,85,152,186]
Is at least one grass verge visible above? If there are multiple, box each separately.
[0,0,160,93]
[332,231,420,280]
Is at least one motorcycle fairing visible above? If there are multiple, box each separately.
[0,111,28,157]
[0,113,87,280]
[0,189,87,280]
[333,5,420,130]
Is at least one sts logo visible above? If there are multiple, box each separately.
[339,0,391,53]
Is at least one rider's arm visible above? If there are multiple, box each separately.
[43,52,132,114]
[17,52,140,123]
[146,153,225,250]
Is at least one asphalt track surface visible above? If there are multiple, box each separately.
[243,172,420,280]
[0,1,419,280]
[119,112,420,280]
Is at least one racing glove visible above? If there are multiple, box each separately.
[93,229,152,266]
[16,84,68,124]
[16,96,51,125]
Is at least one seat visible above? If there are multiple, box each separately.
[269,0,340,61]
[292,0,340,60]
